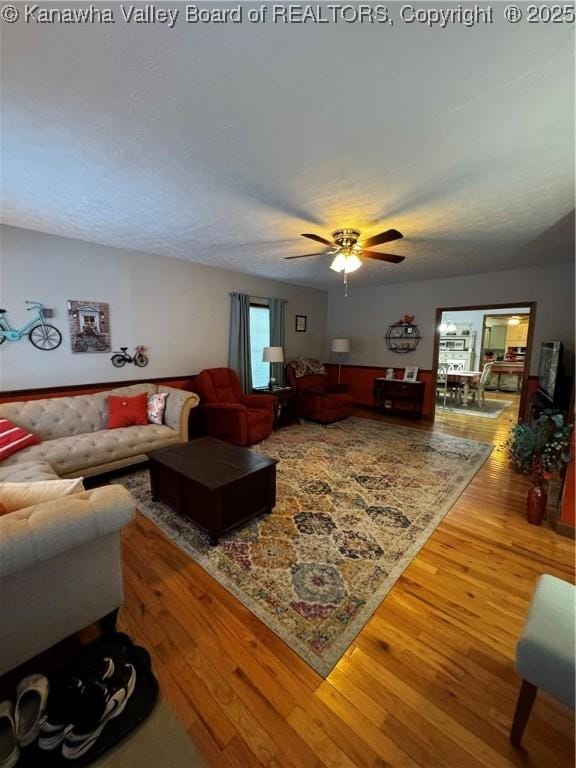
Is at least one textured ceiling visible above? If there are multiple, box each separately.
[1,7,574,290]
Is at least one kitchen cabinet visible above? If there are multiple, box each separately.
[506,320,528,346]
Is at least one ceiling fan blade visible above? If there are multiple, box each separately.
[362,250,405,264]
[284,252,327,260]
[361,229,404,248]
[301,233,333,246]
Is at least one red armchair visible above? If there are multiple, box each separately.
[286,360,353,424]
[194,368,274,446]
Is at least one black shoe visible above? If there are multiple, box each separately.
[62,663,136,760]
[38,657,115,752]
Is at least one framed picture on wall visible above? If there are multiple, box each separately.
[68,300,111,353]
[295,314,307,333]
[403,365,419,382]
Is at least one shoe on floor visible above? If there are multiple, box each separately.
[62,662,136,760]
[39,656,115,752]
[15,673,49,747]
[0,700,19,768]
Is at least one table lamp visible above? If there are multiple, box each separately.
[262,346,284,389]
[331,338,350,383]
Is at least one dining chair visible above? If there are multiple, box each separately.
[469,361,494,407]
[436,366,449,407]
[446,361,466,402]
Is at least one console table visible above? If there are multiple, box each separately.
[373,378,424,419]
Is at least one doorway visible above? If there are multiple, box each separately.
[431,303,536,429]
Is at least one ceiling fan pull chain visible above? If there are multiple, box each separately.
[344,270,348,298]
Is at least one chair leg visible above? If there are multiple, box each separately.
[510,679,538,745]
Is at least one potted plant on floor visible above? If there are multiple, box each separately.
[508,412,572,525]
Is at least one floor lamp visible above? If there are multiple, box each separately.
[331,338,350,384]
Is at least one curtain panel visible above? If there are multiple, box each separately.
[228,292,252,392]
[269,297,285,386]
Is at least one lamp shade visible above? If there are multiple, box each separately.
[331,338,350,353]
[262,346,284,363]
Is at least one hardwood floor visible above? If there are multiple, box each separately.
[120,402,574,767]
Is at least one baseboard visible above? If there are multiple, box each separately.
[553,520,576,539]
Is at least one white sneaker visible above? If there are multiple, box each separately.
[0,701,19,768]
[15,673,49,747]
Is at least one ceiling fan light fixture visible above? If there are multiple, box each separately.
[329,253,347,273]
[344,253,362,273]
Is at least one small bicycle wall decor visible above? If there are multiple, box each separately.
[0,302,62,350]
[110,346,149,368]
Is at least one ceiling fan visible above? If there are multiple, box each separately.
[284,227,405,295]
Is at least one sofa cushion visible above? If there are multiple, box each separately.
[0,478,85,513]
[0,460,59,483]
[0,419,40,461]
[147,393,168,425]
[2,425,179,475]
[107,393,149,429]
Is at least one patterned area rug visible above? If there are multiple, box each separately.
[114,418,491,676]
[436,398,514,418]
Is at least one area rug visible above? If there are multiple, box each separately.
[113,418,491,676]
[436,398,514,418]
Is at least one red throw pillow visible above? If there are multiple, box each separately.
[0,419,40,462]
[107,393,149,429]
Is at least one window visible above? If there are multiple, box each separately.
[249,304,270,388]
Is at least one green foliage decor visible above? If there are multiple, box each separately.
[508,412,572,484]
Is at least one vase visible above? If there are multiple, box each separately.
[526,483,548,525]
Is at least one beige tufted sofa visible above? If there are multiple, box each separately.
[0,485,135,674]
[0,383,199,673]
[0,382,200,481]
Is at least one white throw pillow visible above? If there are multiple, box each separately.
[0,478,85,513]
[147,393,168,425]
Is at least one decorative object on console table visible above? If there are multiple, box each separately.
[262,345,284,389]
[385,317,421,354]
[295,314,307,332]
[252,385,299,430]
[373,377,424,419]
[404,365,419,383]
[508,412,573,525]
[331,337,350,383]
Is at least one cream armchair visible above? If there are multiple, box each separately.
[0,485,135,675]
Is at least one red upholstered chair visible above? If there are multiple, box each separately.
[286,360,353,424]
[194,368,274,446]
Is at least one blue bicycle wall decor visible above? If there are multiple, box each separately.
[0,302,63,350]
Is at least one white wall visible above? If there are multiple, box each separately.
[0,225,328,390]
[327,262,575,376]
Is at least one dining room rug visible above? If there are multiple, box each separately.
[436,398,514,418]
[113,417,491,676]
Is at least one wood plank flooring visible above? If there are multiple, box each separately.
[119,396,575,767]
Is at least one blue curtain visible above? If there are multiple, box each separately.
[228,293,252,392]
[269,298,285,386]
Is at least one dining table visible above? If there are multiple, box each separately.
[446,370,482,403]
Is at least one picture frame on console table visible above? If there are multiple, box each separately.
[295,314,307,333]
[403,365,419,382]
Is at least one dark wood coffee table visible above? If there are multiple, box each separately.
[148,438,278,545]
